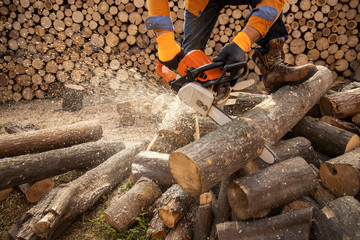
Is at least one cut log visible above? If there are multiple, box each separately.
[290,116,360,157]
[310,164,336,207]
[312,196,360,240]
[104,177,162,232]
[0,140,124,190]
[130,151,175,187]
[8,138,150,240]
[320,115,360,135]
[209,177,231,239]
[0,121,103,158]
[228,157,317,220]
[4,121,37,134]
[193,192,213,240]
[165,219,192,240]
[216,208,313,240]
[147,100,196,154]
[169,66,332,197]
[353,113,360,127]
[147,213,169,239]
[319,88,360,119]
[224,92,268,116]
[18,179,55,203]
[62,84,84,112]
[256,136,317,169]
[319,148,360,197]
[116,100,137,126]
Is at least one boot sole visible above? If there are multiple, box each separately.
[266,66,318,94]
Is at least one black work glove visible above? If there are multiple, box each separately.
[213,42,246,65]
[159,50,185,70]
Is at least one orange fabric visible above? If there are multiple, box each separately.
[156,32,181,62]
[233,32,251,52]
[185,0,209,17]
[247,0,286,36]
[147,0,171,16]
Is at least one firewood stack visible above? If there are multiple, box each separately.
[0,0,359,102]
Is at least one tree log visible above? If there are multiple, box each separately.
[216,208,313,240]
[165,219,192,240]
[320,115,360,135]
[290,116,360,157]
[8,138,150,240]
[62,84,84,112]
[312,196,360,240]
[193,192,213,240]
[169,66,332,197]
[319,147,360,197]
[104,177,162,232]
[224,92,268,116]
[0,188,13,201]
[0,140,124,190]
[18,179,55,203]
[319,88,360,119]
[228,157,317,220]
[0,121,103,158]
[130,151,175,187]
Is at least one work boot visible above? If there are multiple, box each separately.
[253,38,316,93]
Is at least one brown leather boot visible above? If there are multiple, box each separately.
[253,38,317,93]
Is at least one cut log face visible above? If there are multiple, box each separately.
[215,208,313,240]
[319,148,360,197]
[18,179,55,203]
[227,157,317,220]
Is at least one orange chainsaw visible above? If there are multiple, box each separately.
[156,50,276,163]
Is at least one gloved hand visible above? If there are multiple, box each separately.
[213,32,251,65]
[157,32,185,70]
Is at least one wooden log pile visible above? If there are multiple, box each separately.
[3,65,360,239]
[0,0,359,102]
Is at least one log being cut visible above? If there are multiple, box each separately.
[169,65,332,197]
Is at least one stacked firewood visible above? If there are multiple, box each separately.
[0,0,359,102]
[4,65,360,239]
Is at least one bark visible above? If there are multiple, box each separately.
[0,121,103,158]
[0,140,125,190]
[193,193,213,240]
[8,138,150,240]
[104,177,162,232]
[291,116,360,157]
[216,208,313,240]
[62,84,84,112]
[312,196,360,240]
[319,147,360,197]
[169,66,332,197]
[130,151,175,187]
[228,157,317,220]
[319,88,360,119]
[165,219,192,240]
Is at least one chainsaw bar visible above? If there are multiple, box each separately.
[177,82,277,164]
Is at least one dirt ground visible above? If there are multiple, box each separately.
[0,78,177,239]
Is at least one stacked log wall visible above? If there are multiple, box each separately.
[0,0,359,102]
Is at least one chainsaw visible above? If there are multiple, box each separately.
[156,50,276,163]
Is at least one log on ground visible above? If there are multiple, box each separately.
[169,65,333,197]
[228,157,317,220]
[216,208,313,240]
[18,179,55,203]
[8,138,150,240]
[0,121,103,158]
[0,140,125,190]
[312,196,360,240]
[104,177,162,232]
[291,116,360,157]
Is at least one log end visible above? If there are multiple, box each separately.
[158,209,181,228]
[319,162,360,197]
[26,179,55,203]
[227,181,250,220]
[345,134,360,153]
[168,152,201,197]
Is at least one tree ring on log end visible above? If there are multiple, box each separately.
[169,152,201,197]
[319,163,360,197]
[345,135,360,153]
[227,181,249,219]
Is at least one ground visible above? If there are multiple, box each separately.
[0,79,174,240]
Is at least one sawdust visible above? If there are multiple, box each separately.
[0,74,177,239]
